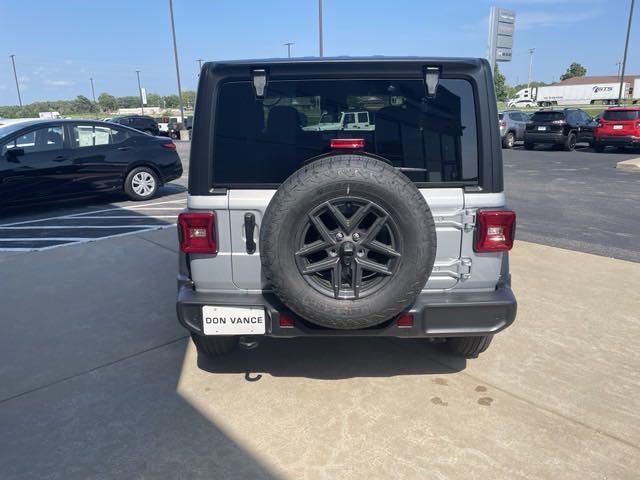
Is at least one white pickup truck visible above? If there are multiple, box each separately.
[303,110,375,131]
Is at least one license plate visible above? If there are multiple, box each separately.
[613,125,623,130]
[537,126,547,131]
[202,306,266,335]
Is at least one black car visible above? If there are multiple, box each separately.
[524,108,594,151]
[0,119,182,205]
[110,115,160,136]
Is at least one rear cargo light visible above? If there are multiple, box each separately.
[279,313,295,328]
[178,212,217,253]
[330,138,365,149]
[474,209,516,252]
[162,142,177,150]
[396,313,413,328]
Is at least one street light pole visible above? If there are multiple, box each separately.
[135,70,145,115]
[9,54,23,107]
[318,0,323,57]
[169,0,185,123]
[527,48,535,90]
[284,42,294,58]
[196,58,204,76]
[617,0,635,105]
[89,77,96,103]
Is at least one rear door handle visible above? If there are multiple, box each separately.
[244,213,256,254]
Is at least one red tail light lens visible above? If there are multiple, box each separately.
[499,120,506,127]
[162,142,177,150]
[279,313,295,327]
[396,313,414,328]
[178,212,217,253]
[474,209,516,252]
[330,138,365,149]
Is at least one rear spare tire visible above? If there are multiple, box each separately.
[260,154,437,330]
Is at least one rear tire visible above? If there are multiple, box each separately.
[502,132,515,149]
[445,335,493,358]
[564,132,577,151]
[191,334,238,357]
[124,166,159,201]
[524,141,534,150]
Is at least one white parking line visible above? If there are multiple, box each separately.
[0,199,186,227]
[66,215,178,219]
[0,198,185,252]
[0,225,173,230]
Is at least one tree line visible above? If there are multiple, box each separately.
[493,62,588,101]
[0,90,196,119]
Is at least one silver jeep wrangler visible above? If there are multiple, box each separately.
[177,57,517,359]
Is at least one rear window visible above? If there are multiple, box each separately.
[213,78,479,186]
[603,110,640,121]
[531,111,564,122]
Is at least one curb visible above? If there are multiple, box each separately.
[616,157,640,171]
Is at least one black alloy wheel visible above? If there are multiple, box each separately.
[294,197,401,300]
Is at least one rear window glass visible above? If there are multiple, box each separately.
[531,111,564,122]
[603,110,639,121]
[213,78,479,186]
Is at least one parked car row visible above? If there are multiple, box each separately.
[499,106,640,152]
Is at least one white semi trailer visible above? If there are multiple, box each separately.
[508,82,631,107]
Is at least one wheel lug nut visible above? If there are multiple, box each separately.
[335,232,344,241]
[352,233,361,241]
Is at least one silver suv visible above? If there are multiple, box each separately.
[499,110,530,148]
[177,58,517,360]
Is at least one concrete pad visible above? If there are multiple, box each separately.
[0,230,184,401]
[460,241,640,447]
[1,238,639,478]
[616,157,640,171]
[134,225,179,252]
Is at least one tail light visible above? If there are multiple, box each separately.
[396,313,414,328]
[330,138,365,149]
[178,211,217,253]
[279,313,295,328]
[499,120,506,127]
[474,209,516,252]
[550,120,566,125]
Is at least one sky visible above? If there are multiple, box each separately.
[0,0,638,105]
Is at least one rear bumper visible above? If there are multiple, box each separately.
[524,132,565,144]
[177,279,517,338]
[593,135,640,146]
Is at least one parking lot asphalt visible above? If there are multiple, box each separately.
[504,144,640,262]
[1,140,639,479]
[0,228,638,479]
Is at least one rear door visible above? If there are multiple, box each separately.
[218,77,479,291]
[600,109,639,136]
[67,124,134,193]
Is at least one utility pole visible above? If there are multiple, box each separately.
[527,48,535,90]
[135,70,144,115]
[89,77,96,103]
[9,54,23,107]
[169,0,185,123]
[616,61,623,77]
[318,0,323,57]
[284,42,294,58]
[196,58,204,76]
[618,0,635,105]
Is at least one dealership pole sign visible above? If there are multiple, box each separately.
[487,7,516,72]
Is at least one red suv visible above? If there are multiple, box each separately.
[592,107,640,152]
